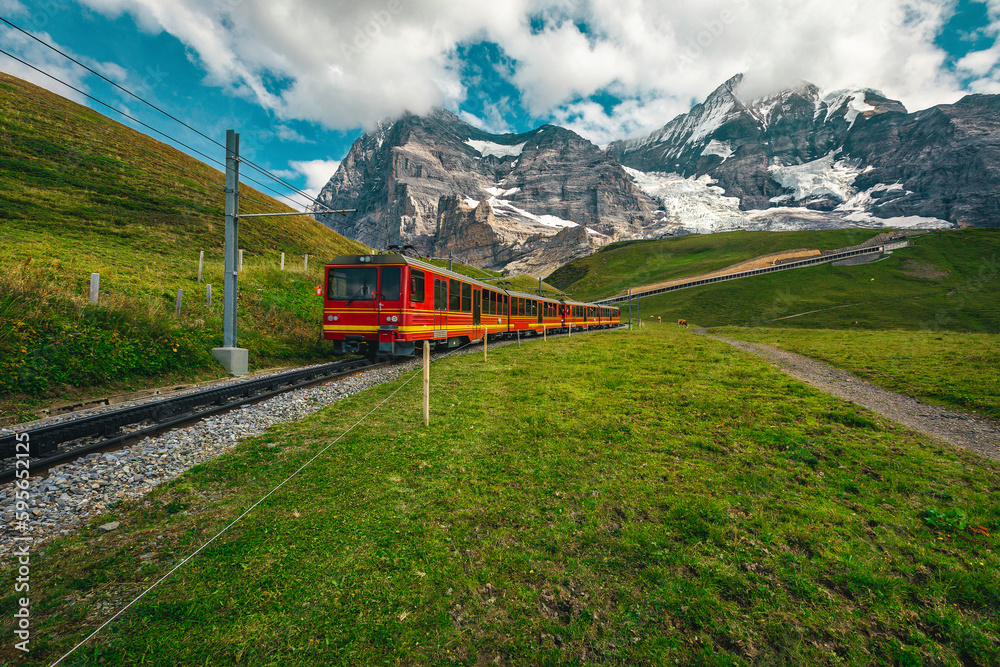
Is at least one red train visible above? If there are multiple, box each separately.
[322,254,621,357]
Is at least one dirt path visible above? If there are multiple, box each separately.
[697,331,1000,462]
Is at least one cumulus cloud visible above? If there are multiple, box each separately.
[56,0,1000,142]
[289,158,342,205]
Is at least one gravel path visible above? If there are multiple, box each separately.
[701,332,1000,462]
[0,330,616,565]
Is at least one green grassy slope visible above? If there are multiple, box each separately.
[0,72,367,419]
[548,229,884,301]
[624,229,999,332]
[5,327,997,666]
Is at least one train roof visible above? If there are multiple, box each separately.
[326,254,617,309]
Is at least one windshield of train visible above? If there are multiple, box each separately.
[327,267,378,301]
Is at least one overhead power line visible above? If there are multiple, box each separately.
[1,16,338,211]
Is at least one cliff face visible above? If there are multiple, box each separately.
[609,74,998,228]
[312,109,655,275]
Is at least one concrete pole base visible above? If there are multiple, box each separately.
[211,347,249,376]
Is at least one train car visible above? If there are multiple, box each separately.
[322,253,620,357]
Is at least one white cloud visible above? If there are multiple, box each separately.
[289,158,341,205]
[68,0,996,143]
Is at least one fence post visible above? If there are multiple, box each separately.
[517,329,521,348]
[304,254,309,271]
[206,284,212,306]
[197,250,204,283]
[175,289,183,316]
[280,252,285,270]
[422,341,430,427]
[89,273,100,304]
[483,327,488,362]
[238,249,244,272]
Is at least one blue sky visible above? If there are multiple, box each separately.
[2,0,998,209]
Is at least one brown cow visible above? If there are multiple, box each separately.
[677,319,688,328]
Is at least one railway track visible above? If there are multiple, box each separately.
[0,357,386,483]
[0,325,624,485]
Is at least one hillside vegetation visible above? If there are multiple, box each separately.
[0,72,367,420]
[609,229,999,333]
[548,229,884,301]
[5,327,997,665]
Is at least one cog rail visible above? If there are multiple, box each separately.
[0,358,381,479]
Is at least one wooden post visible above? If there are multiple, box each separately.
[197,250,204,282]
[280,252,285,270]
[238,249,244,272]
[543,324,547,341]
[175,288,183,316]
[422,341,430,427]
[206,284,212,306]
[517,329,521,348]
[89,273,99,304]
[304,254,309,271]
[483,327,488,362]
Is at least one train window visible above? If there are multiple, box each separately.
[434,279,448,311]
[409,269,425,303]
[328,267,377,300]
[381,267,401,301]
[531,301,537,316]
[490,291,496,315]
[461,283,472,312]
[449,279,461,312]
[503,294,508,314]
[518,298,525,316]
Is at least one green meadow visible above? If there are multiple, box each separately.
[3,326,997,666]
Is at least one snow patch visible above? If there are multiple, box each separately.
[768,152,862,202]
[464,139,526,158]
[819,89,876,126]
[842,211,952,229]
[484,186,521,197]
[701,139,734,161]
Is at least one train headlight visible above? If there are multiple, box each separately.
[391,316,398,322]
[327,315,333,322]
[333,315,339,322]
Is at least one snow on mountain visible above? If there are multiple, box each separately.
[464,139,527,158]
[767,152,864,202]
[701,139,734,161]
[818,89,878,126]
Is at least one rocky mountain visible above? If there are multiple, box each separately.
[610,73,999,229]
[312,108,657,276]
[312,75,998,276]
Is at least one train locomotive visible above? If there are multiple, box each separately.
[322,254,621,358]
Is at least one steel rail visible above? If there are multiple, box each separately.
[0,359,376,462]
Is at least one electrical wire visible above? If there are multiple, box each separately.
[1,16,343,211]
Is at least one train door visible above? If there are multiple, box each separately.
[433,278,448,341]
[376,266,403,351]
[473,289,481,327]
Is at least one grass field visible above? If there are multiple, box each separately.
[0,72,373,420]
[3,327,997,666]
[547,229,884,302]
[714,327,1000,421]
[624,229,999,333]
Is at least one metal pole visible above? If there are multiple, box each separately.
[422,341,430,427]
[197,250,204,283]
[206,283,212,307]
[448,251,453,272]
[538,276,542,296]
[635,290,639,329]
[175,289,183,316]
[628,288,632,330]
[223,129,239,348]
[89,273,99,304]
